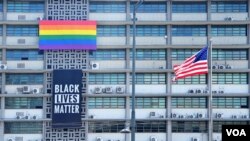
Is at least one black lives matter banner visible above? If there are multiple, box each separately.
[52,70,82,128]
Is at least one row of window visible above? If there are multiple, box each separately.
[2,73,248,85]
[89,1,248,13]
[0,49,247,61]
[3,121,249,133]
[3,97,248,109]
[0,25,247,36]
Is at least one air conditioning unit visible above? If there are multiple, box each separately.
[241,115,248,119]
[17,63,25,69]
[7,138,15,141]
[232,115,237,119]
[17,39,26,44]
[189,114,195,119]
[105,87,113,94]
[226,64,232,69]
[212,65,218,69]
[203,89,209,94]
[149,112,156,118]
[31,115,38,120]
[188,89,195,94]
[150,136,157,141]
[94,87,102,94]
[96,137,103,141]
[89,115,95,119]
[171,113,178,118]
[15,136,23,141]
[16,112,25,119]
[192,137,199,141]
[18,15,26,20]
[178,115,185,119]
[212,90,217,94]
[195,89,202,94]
[0,64,7,70]
[219,65,225,69]
[37,17,43,20]
[32,88,40,94]
[224,17,233,21]
[159,66,164,69]
[116,86,124,94]
[22,86,30,94]
[218,87,224,94]
[91,62,100,70]
[197,113,204,118]
[216,113,223,119]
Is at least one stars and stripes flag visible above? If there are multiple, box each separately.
[172,46,208,81]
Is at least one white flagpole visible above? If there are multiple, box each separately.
[209,39,213,141]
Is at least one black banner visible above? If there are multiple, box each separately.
[222,125,250,141]
[52,70,82,128]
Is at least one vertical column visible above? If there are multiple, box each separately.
[207,0,211,21]
[3,0,7,21]
[167,25,171,45]
[44,0,48,20]
[248,25,250,44]
[167,0,171,21]
[125,96,130,141]
[126,48,130,69]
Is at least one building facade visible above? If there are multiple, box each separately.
[0,0,250,141]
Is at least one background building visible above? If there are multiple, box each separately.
[0,0,250,141]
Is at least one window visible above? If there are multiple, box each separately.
[89,49,125,60]
[131,97,166,108]
[173,74,207,84]
[213,121,249,132]
[172,25,207,36]
[130,2,166,13]
[88,97,125,109]
[4,122,42,133]
[6,74,43,85]
[88,121,125,133]
[5,97,43,109]
[211,1,247,13]
[213,73,248,84]
[213,97,248,108]
[130,49,166,60]
[133,73,166,84]
[0,26,2,36]
[7,0,44,12]
[97,25,126,36]
[90,1,126,13]
[0,0,3,12]
[172,121,207,132]
[7,25,38,36]
[7,49,44,60]
[212,49,248,60]
[89,73,126,84]
[172,2,207,13]
[172,97,207,108]
[212,25,247,36]
[136,121,166,132]
[171,49,200,60]
[131,25,166,36]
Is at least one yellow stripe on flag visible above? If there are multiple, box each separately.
[39,30,96,35]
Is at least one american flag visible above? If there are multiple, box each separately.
[172,46,208,81]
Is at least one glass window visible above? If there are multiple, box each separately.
[212,49,248,60]
[0,0,3,12]
[90,1,126,13]
[4,122,42,133]
[88,121,125,133]
[172,25,207,36]
[130,97,166,108]
[130,2,166,13]
[211,1,248,13]
[213,97,248,108]
[6,74,43,85]
[136,121,166,132]
[172,121,207,132]
[0,26,2,36]
[173,74,207,84]
[7,0,44,12]
[132,73,166,84]
[89,73,126,84]
[171,49,200,60]
[88,97,125,109]
[89,49,125,60]
[212,25,247,36]
[129,49,166,60]
[213,121,249,132]
[7,25,38,36]
[172,2,207,13]
[131,25,166,36]
[213,73,248,84]
[7,50,44,60]
[172,97,207,108]
[97,25,126,37]
[5,97,43,109]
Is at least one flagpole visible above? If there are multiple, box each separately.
[208,39,213,141]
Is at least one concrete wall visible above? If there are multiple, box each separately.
[4,134,42,141]
[88,109,126,119]
[6,61,44,70]
[6,13,44,21]
[130,60,166,69]
[4,109,43,119]
[130,37,166,45]
[172,37,207,45]
[172,13,207,21]
[89,13,126,21]
[130,85,167,94]
[212,109,249,119]
[6,37,38,45]
[171,109,208,119]
[133,109,166,119]
[90,61,126,69]
[97,37,126,45]
[5,85,44,94]
[212,37,247,45]
[172,85,207,94]
[134,13,167,21]
[211,13,248,21]
[88,85,126,94]
[88,133,125,141]
[172,133,208,141]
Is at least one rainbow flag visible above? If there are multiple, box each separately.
[39,20,96,50]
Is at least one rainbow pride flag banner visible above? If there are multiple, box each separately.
[39,20,96,50]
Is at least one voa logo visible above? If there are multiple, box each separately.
[226,129,246,137]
